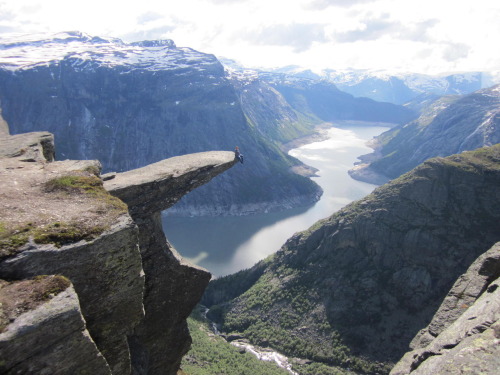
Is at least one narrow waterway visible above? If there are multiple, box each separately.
[162,123,390,277]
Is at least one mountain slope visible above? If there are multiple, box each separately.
[225,68,318,144]
[204,144,500,374]
[351,85,500,183]
[258,73,417,125]
[391,241,500,375]
[0,32,321,216]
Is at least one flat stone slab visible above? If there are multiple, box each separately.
[105,151,237,216]
[0,131,54,162]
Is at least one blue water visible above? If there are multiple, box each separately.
[162,123,389,277]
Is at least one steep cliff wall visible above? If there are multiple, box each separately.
[204,145,500,374]
[0,131,237,374]
[105,151,237,374]
[391,242,500,375]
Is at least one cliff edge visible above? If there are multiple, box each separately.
[0,131,237,374]
[104,151,237,374]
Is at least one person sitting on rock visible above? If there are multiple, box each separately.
[234,146,244,164]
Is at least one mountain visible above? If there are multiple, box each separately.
[258,73,417,125]
[326,70,487,105]
[0,32,322,216]
[222,61,418,134]
[225,68,318,144]
[203,144,500,374]
[350,85,500,183]
[266,66,497,105]
[0,32,424,217]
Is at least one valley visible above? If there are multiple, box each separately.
[163,123,390,276]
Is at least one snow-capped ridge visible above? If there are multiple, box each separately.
[0,31,216,73]
[131,40,176,48]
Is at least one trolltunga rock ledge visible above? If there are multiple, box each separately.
[104,151,238,374]
[104,151,238,218]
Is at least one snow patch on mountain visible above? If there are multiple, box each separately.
[0,31,218,73]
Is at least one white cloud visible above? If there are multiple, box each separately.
[0,0,499,74]
[305,0,378,10]
[442,43,470,62]
[240,23,327,52]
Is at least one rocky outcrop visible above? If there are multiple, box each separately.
[0,131,237,374]
[0,277,110,374]
[105,152,237,374]
[391,242,500,375]
[205,144,500,373]
[0,214,144,374]
[0,131,55,162]
[0,132,145,373]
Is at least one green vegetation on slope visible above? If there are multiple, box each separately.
[208,267,391,375]
[184,306,360,375]
[180,307,290,375]
[205,145,500,375]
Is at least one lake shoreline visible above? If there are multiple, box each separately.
[163,123,390,276]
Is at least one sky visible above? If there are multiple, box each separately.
[1,0,499,75]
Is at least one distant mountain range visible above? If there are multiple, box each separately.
[231,61,498,105]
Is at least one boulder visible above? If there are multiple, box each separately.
[0,277,111,374]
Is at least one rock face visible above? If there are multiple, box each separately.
[0,214,144,374]
[105,152,237,374]
[0,278,110,374]
[0,131,55,162]
[0,31,321,216]
[390,242,500,375]
[204,145,500,373]
[0,131,145,374]
[350,85,500,183]
[0,131,237,374]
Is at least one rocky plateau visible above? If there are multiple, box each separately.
[0,130,237,374]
